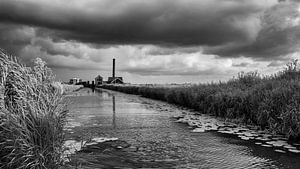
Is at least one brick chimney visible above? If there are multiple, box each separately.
[112,58,115,78]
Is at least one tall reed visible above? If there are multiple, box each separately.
[0,49,67,169]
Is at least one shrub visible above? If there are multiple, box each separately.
[0,50,67,169]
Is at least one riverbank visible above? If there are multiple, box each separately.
[100,60,300,141]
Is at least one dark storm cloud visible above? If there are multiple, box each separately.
[145,46,202,56]
[204,1,300,59]
[0,0,276,47]
[31,38,82,58]
[1,0,300,63]
[0,23,34,56]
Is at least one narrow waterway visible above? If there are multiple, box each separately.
[65,88,300,169]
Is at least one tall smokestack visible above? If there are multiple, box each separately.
[112,58,115,78]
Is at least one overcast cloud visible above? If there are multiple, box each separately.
[0,0,299,83]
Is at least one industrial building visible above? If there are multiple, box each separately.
[107,58,123,84]
[69,78,82,85]
[95,58,123,86]
[95,75,103,86]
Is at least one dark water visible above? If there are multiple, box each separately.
[65,88,300,169]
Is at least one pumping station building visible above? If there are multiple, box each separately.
[95,58,124,86]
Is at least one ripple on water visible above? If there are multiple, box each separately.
[175,113,300,155]
[65,121,81,128]
[65,88,300,168]
[178,137,277,169]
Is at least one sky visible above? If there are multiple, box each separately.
[0,0,300,84]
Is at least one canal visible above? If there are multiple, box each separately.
[64,88,300,169]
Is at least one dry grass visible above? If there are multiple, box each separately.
[0,49,67,169]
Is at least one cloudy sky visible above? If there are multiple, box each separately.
[0,0,299,83]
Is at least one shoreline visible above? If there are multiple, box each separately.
[63,87,300,167]
[98,84,300,143]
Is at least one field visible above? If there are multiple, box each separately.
[0,50,67,169]
[101,60,300,141]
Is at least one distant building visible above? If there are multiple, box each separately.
[95,75,103,86]
[94,58,124,86]
[107,58,123,84]
[107,77,123,84]
[69,78,82,85]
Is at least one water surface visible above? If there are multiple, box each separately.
[65,88,300,169]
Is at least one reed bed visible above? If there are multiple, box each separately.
[101,60,300,140]
[0,49,67,169]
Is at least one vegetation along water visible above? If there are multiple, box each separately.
[101,60,300,141]
[0,50,81,169]
[1,47,300,168]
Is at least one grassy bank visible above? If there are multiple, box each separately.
[0,50,67,169]
[101,60,300,140]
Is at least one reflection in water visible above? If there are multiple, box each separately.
[112,95,116,129]
[66,88,300,169]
